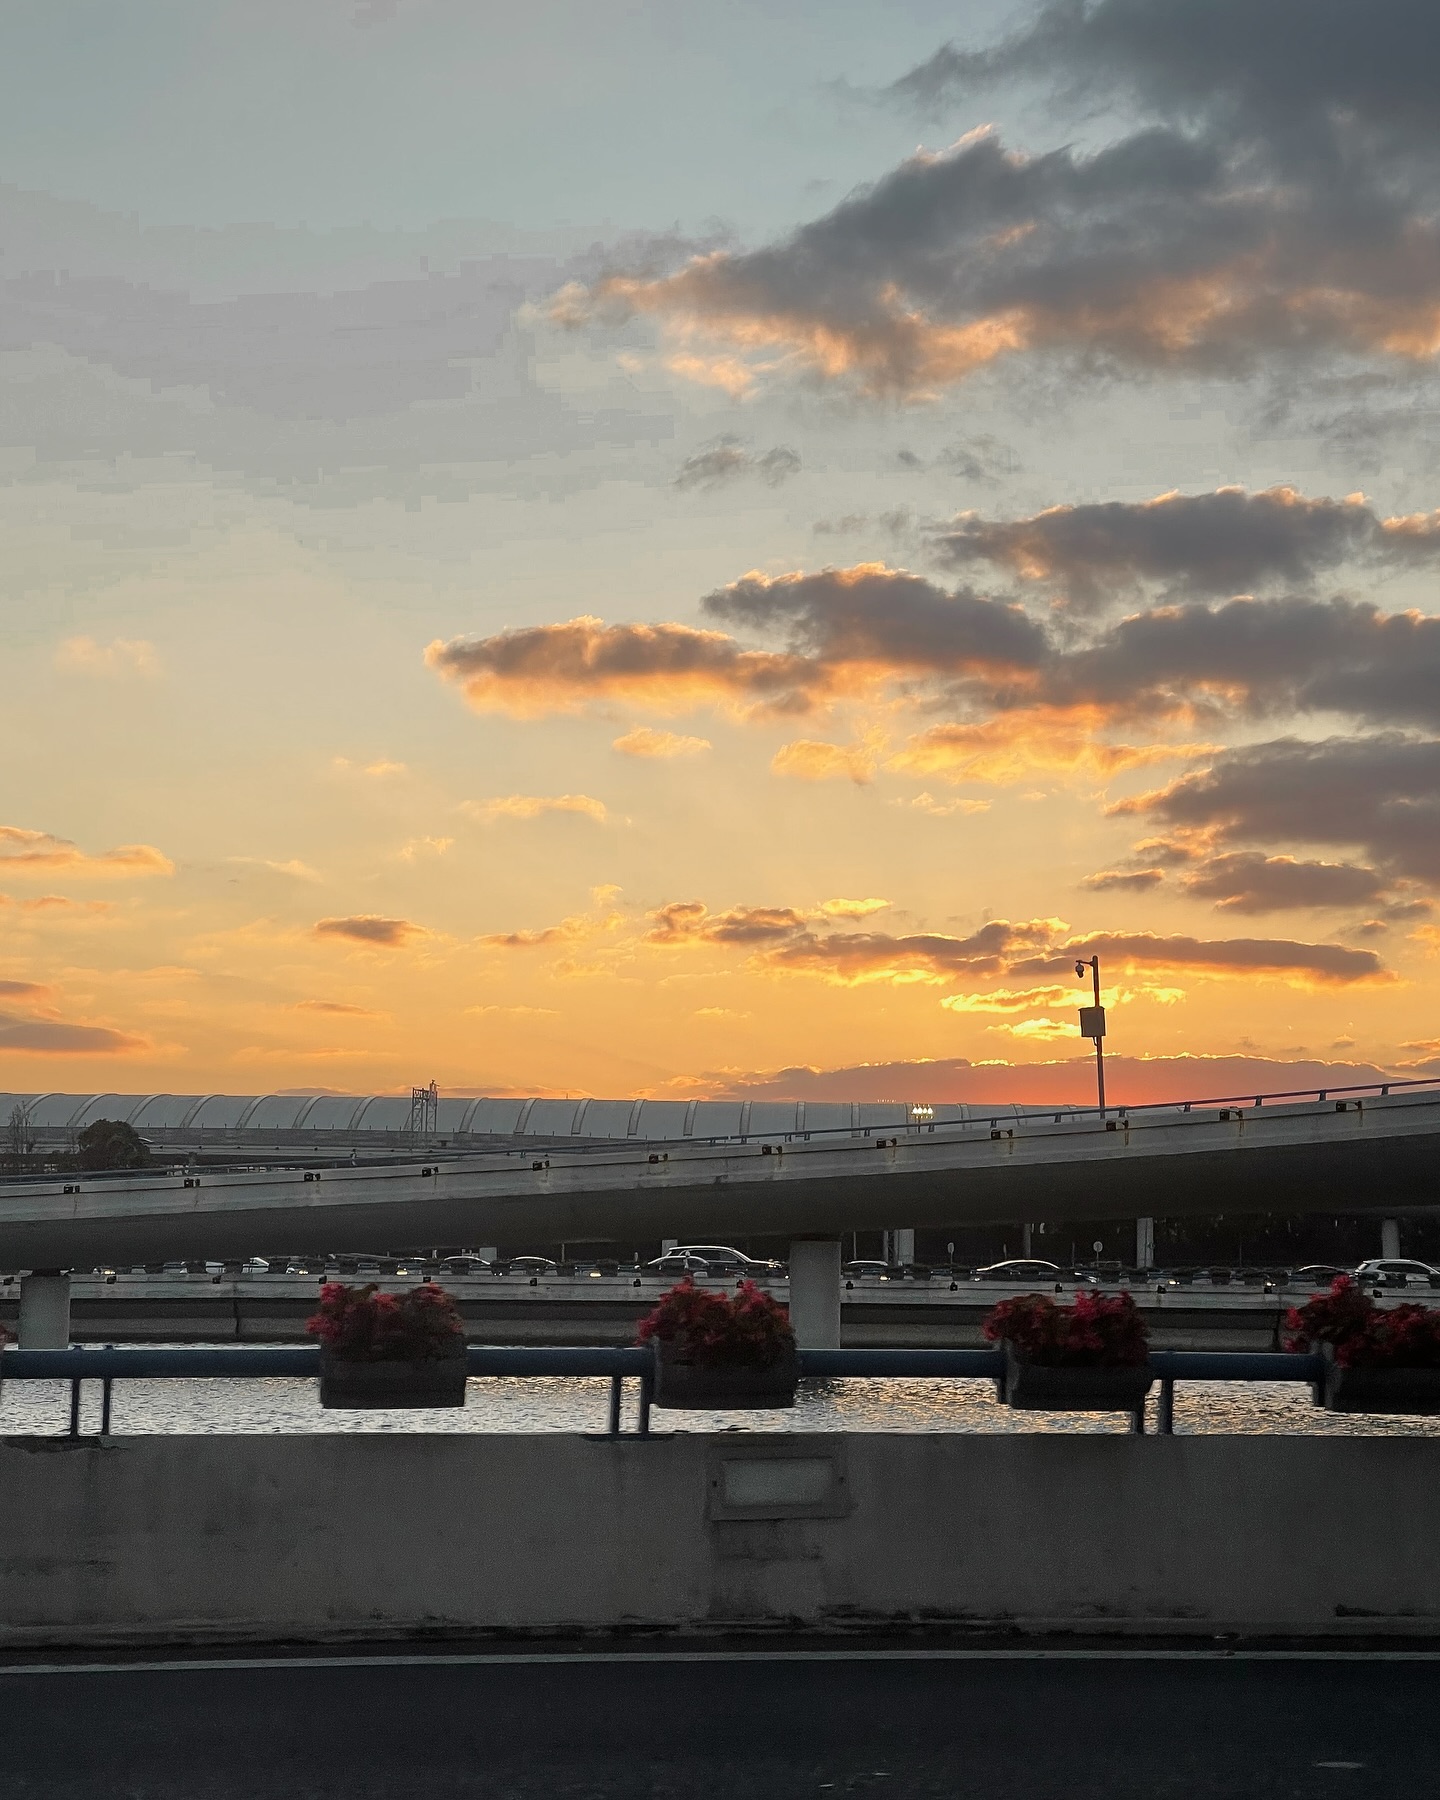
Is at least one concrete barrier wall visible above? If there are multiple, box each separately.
[3,1433,1439,1647]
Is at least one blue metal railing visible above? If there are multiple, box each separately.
[0,1343,1328,1440]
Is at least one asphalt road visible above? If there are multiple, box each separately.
[0,1648,1433,1798]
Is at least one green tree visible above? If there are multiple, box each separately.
[75,1119,150,1171]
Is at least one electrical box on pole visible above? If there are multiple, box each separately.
[1078,1006,1106,1040]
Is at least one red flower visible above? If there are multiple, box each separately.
[306,1280,465,1362]
[1287,1275,1440,1368]
[636,1276,794,1369]
[983,1289,1149,1367]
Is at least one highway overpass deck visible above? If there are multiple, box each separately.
[2,1078,1437,1267]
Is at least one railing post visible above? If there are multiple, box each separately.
[637,1366,653,1438]
[68,1377,81,1438]
[1157,1377,1174,1435]
[607,1373,623,1438]
[101,1376,113,1436]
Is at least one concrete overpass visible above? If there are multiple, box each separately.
[5,1076,1436,1347]
[3,1078,1437,1270]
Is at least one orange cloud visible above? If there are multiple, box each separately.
[940,986,1077,1014]
[771,738,879,783]
[886,709,1213,786]
[478,915,596,950]
[818,897,891,919]
[291,1000,384,1017]
[612,727,712,758]
[463,794,608,825]
[427,616,824,720]
[0,827,173,879]
[890,793,992,817]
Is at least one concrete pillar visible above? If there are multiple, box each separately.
[1021,1222,1033,1257]
[18,1271,70,1348]
[891,1228,915,1267]
[1382,1218,1401,1259]
[1135,1216,1155,1270]
[788,1240,841,1348]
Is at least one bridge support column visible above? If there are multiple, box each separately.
[1135,1216,1155,1271]
[1021,1223,1033,1257]
[891,1229,915,1267]
[788,1240,841,1349]
[18,1270,70,1348]
[1382,1218,1401,1259]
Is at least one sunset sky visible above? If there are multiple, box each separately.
[3,0,1438,1106]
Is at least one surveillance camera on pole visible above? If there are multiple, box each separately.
[1075,955,1106,1119]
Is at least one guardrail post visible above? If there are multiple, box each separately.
[637,1366,653,1438]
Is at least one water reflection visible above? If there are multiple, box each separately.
[3,1369,1439,1436]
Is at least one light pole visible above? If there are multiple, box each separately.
[1075,955,1106,1118]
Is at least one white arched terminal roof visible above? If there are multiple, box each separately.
[0,1091,1072,1150]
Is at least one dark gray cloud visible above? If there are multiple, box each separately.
[1113,735,1440,883]
[0,979,55,1003]
[890,0,1440,153]
[434,563,1440,740]
[1038,596,1440,731]
[1009,930,1384,983]
[654,905,1382,986]
[673,438,801,491]
[701,567,1048,676]
[1179,852,1391,913]
[897,436,1015,481]
[0,1010,146,1055]
[931,486,1440,607]
[567,3,1440,397]
[313,914,427,947]
[646,902,812,946]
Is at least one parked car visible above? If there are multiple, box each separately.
[1292,1263,1351,1288]
[645,1244,782,1277]
[1353,1258,1440,1288]
[971,1259,1063,1283]
[504,1255,558,1276]
[843,1260,892,1279]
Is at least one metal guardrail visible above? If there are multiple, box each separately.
[5,1074,1437,1184]
[0,1343,1326,1441]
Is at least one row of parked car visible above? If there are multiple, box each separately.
[87,1249,1440,1290]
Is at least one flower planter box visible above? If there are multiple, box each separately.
[1318,1342,1440,1415]
[319,1345,468,1409]
[651,1341,799,1410]
[1002,1342,1153,1412]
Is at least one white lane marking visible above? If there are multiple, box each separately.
[1313,1762,1366,1770]
[2,1648,1440,1675]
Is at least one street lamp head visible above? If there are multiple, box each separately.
[1074,960,1088,980]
